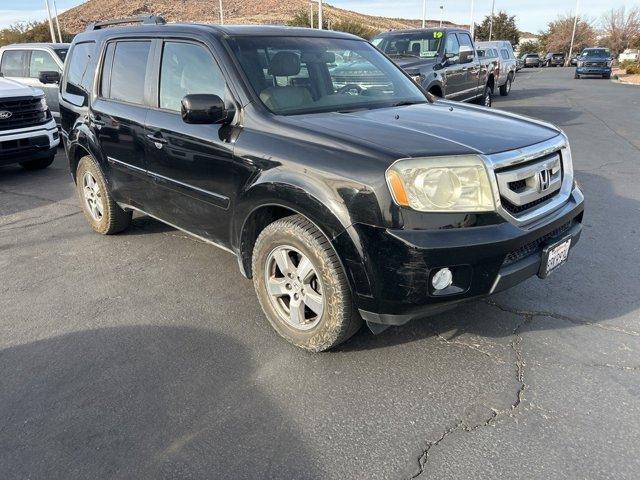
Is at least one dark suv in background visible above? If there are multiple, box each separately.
[60,17,584,351]
[544,52,565,67]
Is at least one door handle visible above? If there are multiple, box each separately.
[146,133,168,148]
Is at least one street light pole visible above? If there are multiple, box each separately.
[52,0,62,43]
[488,0,495,40]
[309,1,314,28]
[43,0,57,43]
[422,0,427,28]
[218,0,224,25]
[568,0,580,63]
[439,5,444,28]
[318,0,323,29]
[469,0,475,39]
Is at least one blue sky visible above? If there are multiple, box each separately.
[1,0,637,33]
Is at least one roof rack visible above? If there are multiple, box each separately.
[86,15,166,31]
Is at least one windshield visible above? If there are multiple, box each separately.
[582,49,610,58]
[54,47,68,62]
[372,31,443,59]
[227,36,427,116]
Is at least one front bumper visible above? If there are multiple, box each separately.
[0,119,59,166]
[576,66,611,75]
[351,188,584,326]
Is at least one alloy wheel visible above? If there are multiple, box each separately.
[82,171,104,221]
[264,245,325,330]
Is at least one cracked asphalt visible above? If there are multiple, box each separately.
[1,67,639,479]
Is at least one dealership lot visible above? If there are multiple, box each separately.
[1,67,639,479]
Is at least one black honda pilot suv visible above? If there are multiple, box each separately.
[60,17,584,351]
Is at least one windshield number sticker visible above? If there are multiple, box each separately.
[433,31,443,39]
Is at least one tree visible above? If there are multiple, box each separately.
[600,6,640,55]
[474,11,520,45]
[286,11,328,30]
[538,14,596,55]
[518,40,541,56]
[332,20,378,40]
[0,20,73,47]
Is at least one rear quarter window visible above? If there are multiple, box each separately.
[63,42,96,107]
[1,50,29,77]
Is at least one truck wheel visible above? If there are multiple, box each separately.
[574,72,580,79]
[475,85,492,107]
[499,75,513,96]
[19,153,55,170]
[75,155,132,235]
[252,214,362,352]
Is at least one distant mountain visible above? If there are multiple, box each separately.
[58,0,465,34]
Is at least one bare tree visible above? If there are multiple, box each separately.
[539,14,597,55]
[601,6,640,55]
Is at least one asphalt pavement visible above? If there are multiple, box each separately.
[1,67,639,479]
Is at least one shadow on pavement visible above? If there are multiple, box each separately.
[500,105,583,126]
[0,326,321,480]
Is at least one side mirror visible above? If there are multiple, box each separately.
[459,46,474,64]
[38,70,60,84]
[181,94,228,125]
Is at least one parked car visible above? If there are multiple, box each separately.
[0,77,59,170]
[0,43,69,127]
[520,53,541,67]
[60,17,585,351]
[476,40,517,95]
[569,55,578,66]
[618,49,639,63]
[371,28,494,106]
[575,48,612,79]
[516,57,524,70]
[544,52,565,67]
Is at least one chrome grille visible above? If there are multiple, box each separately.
[495,152,562,217]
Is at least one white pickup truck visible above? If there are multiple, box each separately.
[0,77,59,170]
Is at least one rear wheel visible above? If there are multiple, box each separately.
[252,215,362,352]
[499,74,513,96]
[19,153,55,170]
[75,156,132,235]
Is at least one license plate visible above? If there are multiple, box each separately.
[539,237,572,278]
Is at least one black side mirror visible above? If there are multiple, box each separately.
[181,94,228,124]
[39,70,60,84]
[459,47,474,64]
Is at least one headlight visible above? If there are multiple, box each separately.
[386,155,495,212]
[37,96,48,111]
[577,61,584,67]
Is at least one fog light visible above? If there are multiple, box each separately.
[432,268,453,290]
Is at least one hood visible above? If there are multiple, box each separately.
[0,77,42,98]
[389,56,438,70]
[289,101,560,158]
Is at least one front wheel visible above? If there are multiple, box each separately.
[75,156,132,235]
[499,75,513,96]
[252,215,362,352]
[475,85,492,107]
[574,72,580,79]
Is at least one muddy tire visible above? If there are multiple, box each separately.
[75,155,132,235]
[252,214,362,352]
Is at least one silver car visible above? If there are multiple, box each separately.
[0,43,69,126]
[476,40,517,96]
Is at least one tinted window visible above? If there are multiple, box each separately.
[105,41,150,104]
[29,50,60,77]
[64,42,96,106]
[372,31,443,59]
[159,42,226,112]
[457,33,473,49]
[0,50,29,77]
[500,49,510,60]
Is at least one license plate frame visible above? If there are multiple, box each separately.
[538,236,572,278]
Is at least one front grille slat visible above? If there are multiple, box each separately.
[503,221,573,266]
[0,97,48,131]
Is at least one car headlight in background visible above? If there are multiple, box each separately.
[410,74,423,85]
[386,155,495,212]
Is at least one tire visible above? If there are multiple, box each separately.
[499,74,512,96]
[75,155,132,235]
[574,72,580,79]
[475,85,492,107]
[19,153,55,170]
[603,73,611,79]
[252,214,362,352]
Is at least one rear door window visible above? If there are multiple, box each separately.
[29,50,60,78]
[0,50,29,77]
[102,41,151,105]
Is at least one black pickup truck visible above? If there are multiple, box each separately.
[60,18,584,351]
[372,28,494,106]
